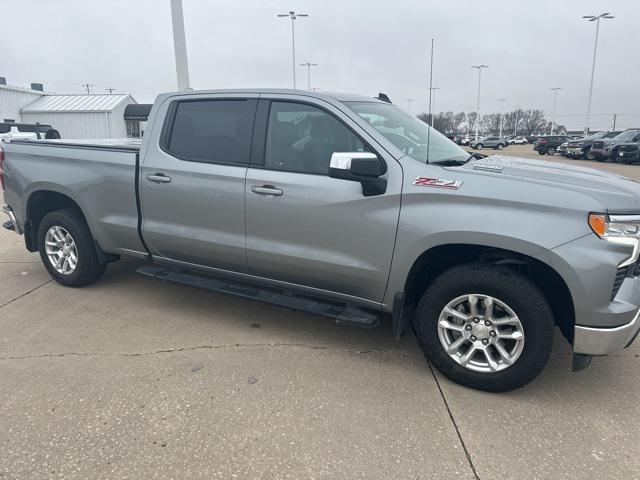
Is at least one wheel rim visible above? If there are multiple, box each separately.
[45,226,78,275]
[437,294,525,373]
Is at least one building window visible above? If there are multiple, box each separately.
[126,120,141,138]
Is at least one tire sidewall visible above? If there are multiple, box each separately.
[414,264,554,391]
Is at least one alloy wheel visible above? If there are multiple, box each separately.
[44,226,78,275]
[437,294,525,373]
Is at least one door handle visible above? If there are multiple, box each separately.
[146,173,172,184]
[251,185,283,196]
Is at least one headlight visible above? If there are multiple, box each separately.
[589,213,640,267]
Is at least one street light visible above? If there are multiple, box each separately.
[277,10,309,89]
[497,98,506,138]
[471,65,489,141]
[550,87,562,134]
[582,12,614,134]
[299,62,318,90]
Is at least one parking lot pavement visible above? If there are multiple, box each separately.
[2,147,640,480]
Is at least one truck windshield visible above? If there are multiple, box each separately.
[346,102,469,164]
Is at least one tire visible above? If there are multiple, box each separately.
[45,129,61,139]
[546,147,556,155]
[38,208,106,287]
[537,149,546,155]
[413,263,554,392]
[496,144,504,150]
[584,148,592,160]
[476,144,483,149]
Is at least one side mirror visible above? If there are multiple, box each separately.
[329,152,387,196]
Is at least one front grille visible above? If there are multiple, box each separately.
[592,141,604,149]
[619,144,639,153]
[611,267,627,301]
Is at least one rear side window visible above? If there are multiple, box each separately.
[0,124,10,134]
[164,99,256,165]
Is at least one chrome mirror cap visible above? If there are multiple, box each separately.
[330,152,378,170]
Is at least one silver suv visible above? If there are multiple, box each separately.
[470,136,507,150]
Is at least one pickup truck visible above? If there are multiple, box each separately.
[591,129,640,162]
[2,89,640,392]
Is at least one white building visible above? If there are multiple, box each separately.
[0,82,47,122]
[0,78,139,139]
[21,94,136,139]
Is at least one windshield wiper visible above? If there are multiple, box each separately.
[430,153,483,166]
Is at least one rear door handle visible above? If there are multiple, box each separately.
[146,173,171,184]
[251,185,283,196]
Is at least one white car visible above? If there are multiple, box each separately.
[0,123,60,142]
[509,136,528,145]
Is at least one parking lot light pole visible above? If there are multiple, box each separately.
[582,13,614,134]
[471,65,489,141]
[550,87,562,135]
[278,11,309,89]
[497,98,506,138]
[300,62,317,90]
[170,0,190,91]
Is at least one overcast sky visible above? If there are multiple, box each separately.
[3,0,638,130]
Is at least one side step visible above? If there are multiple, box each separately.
[137,265,379,329]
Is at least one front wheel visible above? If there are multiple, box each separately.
[38,209,106,287]
[496,144,504,150]
[476,144,483,149]
[547,147,556,155]
[413,264,554,392]
[537,149,546,155]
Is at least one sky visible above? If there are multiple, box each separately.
[3,0,639,130]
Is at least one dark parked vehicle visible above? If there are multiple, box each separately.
[566,131,622,160]
[591,129,640,162]
[0,122,61,141]
[532,135,568,155]
[616,140,640,164]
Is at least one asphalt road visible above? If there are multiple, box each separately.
[1,147,640,479]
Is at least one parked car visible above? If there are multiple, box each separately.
[591,129,640,162]
[446,134,458,144]
[616,142,640,164]
[532,135,568,155]
[509,136,528,145]
[3,88,640,392]
[525,134,540,144]
[557,142,569,156]
[459,136,472,146]
[470,136,507,150]
[565,131,623,160]
[0,122,60,142]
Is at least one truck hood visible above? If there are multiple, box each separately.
[460,155,640,212]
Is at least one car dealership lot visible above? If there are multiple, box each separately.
[1,151,640,480]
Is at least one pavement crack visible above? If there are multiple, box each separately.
[0,343,414,361]
[0,279,52,311]
[427,361,481,480]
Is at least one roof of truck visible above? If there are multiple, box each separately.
[157,89,386,104]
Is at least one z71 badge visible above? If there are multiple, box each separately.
[413,177,463,189]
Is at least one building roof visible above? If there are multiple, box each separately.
[22,94,132,113]
[0,84,50,95]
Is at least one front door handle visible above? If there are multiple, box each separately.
[251,185,283,196]
[146,173,172,184]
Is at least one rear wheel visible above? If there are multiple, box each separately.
[537,149,546,155]
[38,209,106,287]
[547,147,556,155]
[413,264,554,392]
[496,143,504,150]
[476,143,483,149]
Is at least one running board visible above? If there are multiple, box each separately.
[137,265,379,329]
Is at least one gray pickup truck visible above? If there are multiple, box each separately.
[2,89,640,392]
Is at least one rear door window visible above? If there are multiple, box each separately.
[164,99,257,165]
